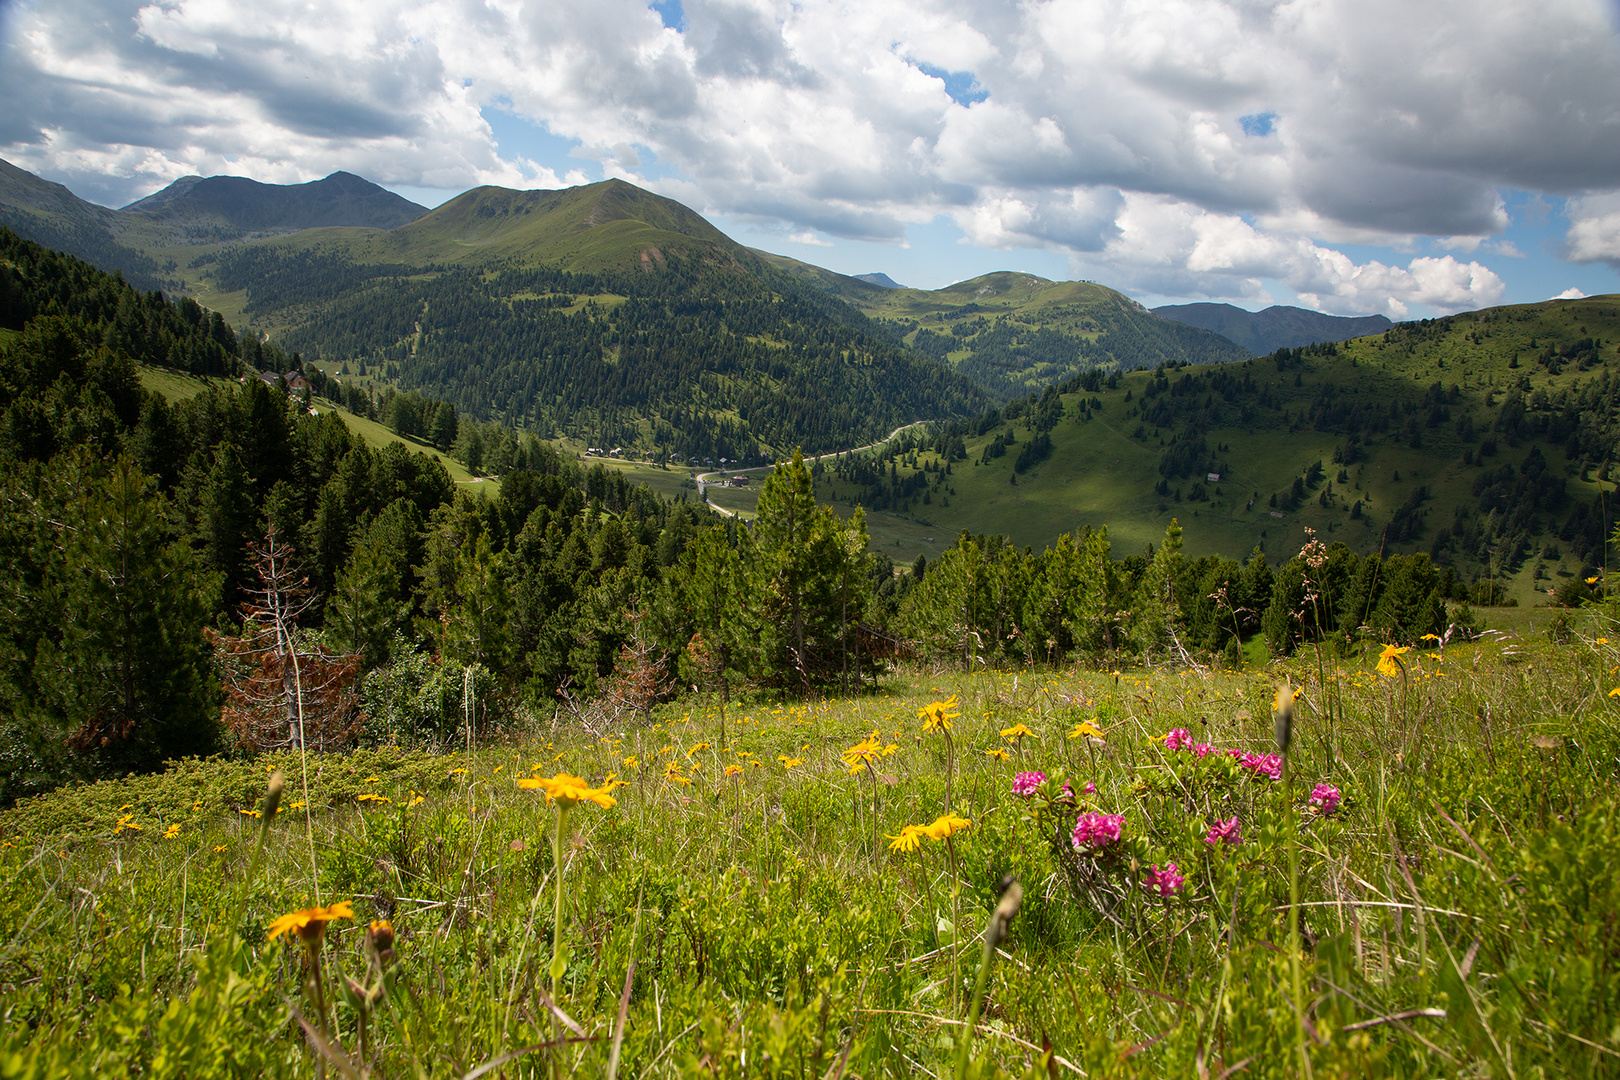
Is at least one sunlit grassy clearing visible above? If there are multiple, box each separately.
[4,625,1619,1077]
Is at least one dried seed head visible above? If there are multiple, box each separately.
[263,771,285,820]
[1273,682,1295,757]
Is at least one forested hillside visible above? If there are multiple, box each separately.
[4,225,1518,815]
[811,298,1620,602]
[209,238,990,460]
[764,261,1255,402]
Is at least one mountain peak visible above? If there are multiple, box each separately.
[120,170,427,232]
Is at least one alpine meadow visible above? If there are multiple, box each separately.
[2,142,1620,1080]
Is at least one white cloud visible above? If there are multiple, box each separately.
[1065,194,1506,318]
[1552,286,1588,299]
[1565,193,1620,269]
[787,231,832,246]
[1,0,1617,307]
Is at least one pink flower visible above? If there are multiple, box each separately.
[1205,817,1242,846]
[1193,743,1215,759]
[1071,811,1124,850]
[1310,783,1342,815]
[1239,752,1283,780]
[1082,781,1096,795]
[1011,771,1046,797]
[1164,728,1193,752]
[1144,862,1185,896]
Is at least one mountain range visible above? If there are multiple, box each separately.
[0,158,1410,455]
[1152,302,1394,354]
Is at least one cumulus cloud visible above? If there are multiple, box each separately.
[1553,286,1588,299]
[1565,193,1620,269]
[787,231,832,246]
[1,0,1617,308]
[1066,194,1506,318]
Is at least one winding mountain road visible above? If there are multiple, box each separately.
[695,421,932,517]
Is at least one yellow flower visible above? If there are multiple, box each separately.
[1069,720,1106,741]
[289,800,306,810]
[517,772,624,808]
[778,755,804,769]
[623,755,639,768]
[842,731,899,774]
[364,776,380,783]
[162,823,181,840]
[922,813,971,840]
[663,763,692,786]
[887,824,927,853]
[449,767,468,776]
[919,695,961,733]
[687,742,710,757]
[114,814,141,834]
[724,764,744,778]
[1587,576,1600,585]
[984,748,1009,761]
[406,792,424,808]
[999,723,1035,743]
[1375,643,1410,678]
[267,900,354,945]
[1420,633,1440,642]
[356,793,392,804]
[212,844,228,853]
[1609,687,1620,698]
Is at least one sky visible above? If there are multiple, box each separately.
[3,0,1620,318]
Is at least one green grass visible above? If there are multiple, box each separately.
[5,617,1620,1076]
[814,297,1620,602]
[318,399,495,494]
[135,366,493,495]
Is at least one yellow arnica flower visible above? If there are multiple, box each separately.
[724,764,744,777]
[356,793,391,804]
[517,772,624,808]
[918,695,960,733]
[268,900,354,945]
[1070,720,1106,741]
[999,723,1036,742]
[662,763,692,786]
[162,823,181,839]
[922,813,971,840]
[778,755,804,769]
[984,748,1009,761]
[842,731,899,773]
[1376,643,1410,678]
[887,824,927,853]
[1609,687,1620,698]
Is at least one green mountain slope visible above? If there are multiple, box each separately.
[1152,302,1394,355]
[0,160,170,291]
[766,259,1253,402]
[815,296,1620,602]
[122,171,426,236]
[164,181,990,459]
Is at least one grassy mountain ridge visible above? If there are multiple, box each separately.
[121,170,427,235]
[1153,301,1395,355]
[763,258,1255,402]
[802,295,1620,600]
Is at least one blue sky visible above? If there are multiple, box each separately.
[4,0,1619,317]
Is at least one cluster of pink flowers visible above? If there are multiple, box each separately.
[1071,811,1124,850]
[1060,780,1096,800]
[1163,728,1216,758]
[1310,783,1342,815]
[1232,750,1283,780]
[1143,862,1185,896]
[1205,816,1242,846]
[1011,771,1046,797]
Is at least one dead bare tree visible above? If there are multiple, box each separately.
[206,526,361,752]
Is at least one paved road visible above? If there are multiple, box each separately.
[695,421,931,517]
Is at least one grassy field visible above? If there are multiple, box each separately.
[4,612,1619,1077]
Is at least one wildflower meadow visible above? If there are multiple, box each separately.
[2,620,1619,1078]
